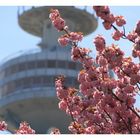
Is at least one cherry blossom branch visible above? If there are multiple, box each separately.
[110,91,140,119]
[117,113,132,134]
[104,109,112,121]
[119,67,140,95]
[93,6,140,59]
[65,99,82,134]
[111,24,135,43]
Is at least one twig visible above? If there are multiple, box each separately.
[104,109,112,121]
[111,91,140,119]
[65,99,81,134]
[117,113,132,134]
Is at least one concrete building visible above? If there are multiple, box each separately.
[0,6,97,134]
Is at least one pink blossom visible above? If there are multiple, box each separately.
[93,6,115,26]
[122,85,134,93]
[100,78,117,91]
[71,46,81,61]
[135,20,140,35]
[122,61,140,77]
[69,32,83,42]
[127,31,138,41]
[132,36,140,58]
[130,74,140,85]
[56,88,68,100]
[93,6,110,14]
[71,46,91,62]
[115,16,126,27]
[16,122,35,134]
[79,81,91,95]
[50,128,61,134]
[103,21,112,30]
[0,121,7,131]
[94,35,106,52]
[112,30,123,41]
[49,9,66,31]
[135,37,140,45]
[103,44,124,68]
[49,9,60,21]
[58,100,67,111]
[80,48,91,56]
[58,35,69,46]
[92,90,103,104]
[96,55,108,67]
[82,57,94,68]
[107,14,115,24]
[52,17,65,31]
[127,97,136,106]
[132,49,140,58]
[68,122,84,134]
[117,76,131,88]
[78,70,87,83]
[93,6,110,20]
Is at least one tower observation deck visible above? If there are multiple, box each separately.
[0,6,98,133]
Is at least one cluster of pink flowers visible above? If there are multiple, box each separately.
[50,7,140,134]
[93,6,140,59]
[49,9,66,31]
[112,30,123,41]
[125,22,140,58]
[50,9,83,47]
[93,6,126,28]
[0,121,35,134]
[0,121,7,131]
[15,122,35,134]
[135,20,140,35]
[93,35,105,52]
[115,16,126,27]
[132,33,140,58]
[126,24,140,58]
[93,6,126,41]
[58,34,69,46]
[58,32,83,47]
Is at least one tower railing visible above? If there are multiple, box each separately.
[0,48,41,66]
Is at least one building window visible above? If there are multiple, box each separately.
[18,63,26,71]
[3,59,81,78]
[2,75,78,96]
[68,62,76,70]
[5,68,10,76]
[76,63,82,70]
[57,60,66,69]
[27,61,36,69]
[36,60,46,68]
[45,76,53,86]
[11,65,18,73]
[47,60,56,68]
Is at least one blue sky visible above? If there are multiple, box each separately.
[0,6,140,134]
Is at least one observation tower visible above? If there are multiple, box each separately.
[0,6,98,133]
